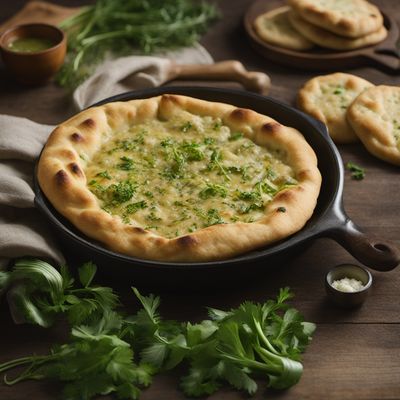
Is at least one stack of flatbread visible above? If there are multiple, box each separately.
[297,72,400,166]
[254,0,387,52]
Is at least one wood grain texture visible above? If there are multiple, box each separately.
[0,1,82,34]
[0,0,400,399]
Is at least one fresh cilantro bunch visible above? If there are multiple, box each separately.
[135,287,315,396]
[0,259,118,327]
[0,259,315,399]
[0,309,155,399]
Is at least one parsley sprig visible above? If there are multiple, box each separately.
[0,259,315,399]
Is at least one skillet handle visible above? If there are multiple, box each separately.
[327,219,400,271]
[361,50,400,73]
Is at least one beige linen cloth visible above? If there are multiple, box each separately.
[0,45,212,269]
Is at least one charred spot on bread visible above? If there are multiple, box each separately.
[297,169,313,181]
[230,108,252,121]
[261,122,281,134]
[132,226,147,234]
[337,19,352,30]
[69,162,83,177]
[274,189,294,202]
[176,235,198,247]
[70,132,84,142]
[80,118,95,129]
[55,169,68,186]
[162,94,181,103]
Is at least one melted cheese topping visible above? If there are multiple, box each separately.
[85,112,297,238]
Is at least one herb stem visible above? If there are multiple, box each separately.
[0,357,36,372]
[253,319,280,356]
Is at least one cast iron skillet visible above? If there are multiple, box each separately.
[34,87,400,286]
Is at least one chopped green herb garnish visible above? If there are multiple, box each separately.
[118,139,136,151]
[180,141,205,161]
[235,190,260,202]
[346,162,365,180]
[265,167,277,180]
[208,149,231,181]
[255,180,278,197]
[333,86,345,95]
[125,200,148,214]
[146,211,162,221]
[84,110,301,238]
[96,170,112,179]
[110,181,136,204]
[188,223,198,232]
[237,201,264,214]
[229,131,244,141]
[161,138,174,147]
[117,156,135,171]
[181,121,193,133]
[206,208,224,226]
[199,183,227,199]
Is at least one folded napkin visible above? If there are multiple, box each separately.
[73,44,213,110]
[0,45,212,269]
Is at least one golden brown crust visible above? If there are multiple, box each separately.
[288,10,387,51]
[297,72,373,144]
[38,95,321,262]
[347,86,400,166]
[253,6,314,51]
[288,0,383,38]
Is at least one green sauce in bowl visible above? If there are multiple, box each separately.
[7,37,55,53]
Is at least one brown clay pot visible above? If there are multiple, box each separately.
[0,23,66,85]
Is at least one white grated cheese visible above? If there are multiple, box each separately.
[331,277,364,293]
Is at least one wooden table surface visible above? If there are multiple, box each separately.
[1,1,400,399]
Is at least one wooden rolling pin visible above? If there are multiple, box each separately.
[168,60,271,95]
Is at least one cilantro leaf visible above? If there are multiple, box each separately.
[78,262,97,288]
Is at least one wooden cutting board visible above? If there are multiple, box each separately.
[245,0,400,73]
[0,1,82,34]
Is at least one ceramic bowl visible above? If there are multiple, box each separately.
[325,264,372,308]
[0,23,66,85]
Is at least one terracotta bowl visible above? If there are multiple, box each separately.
[0,23,66,85]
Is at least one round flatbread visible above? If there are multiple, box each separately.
[347,85,400,166]
[37,94,321,262]
[288,0,383,38]
[254,6,314,51]
[297,73,373,144]
[288,11,387,51]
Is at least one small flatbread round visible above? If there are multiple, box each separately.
[288,11,387,51]
[347,85,400,166]
[297,73,373,144]
[254,6,314,51]
[288,0,383,38]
